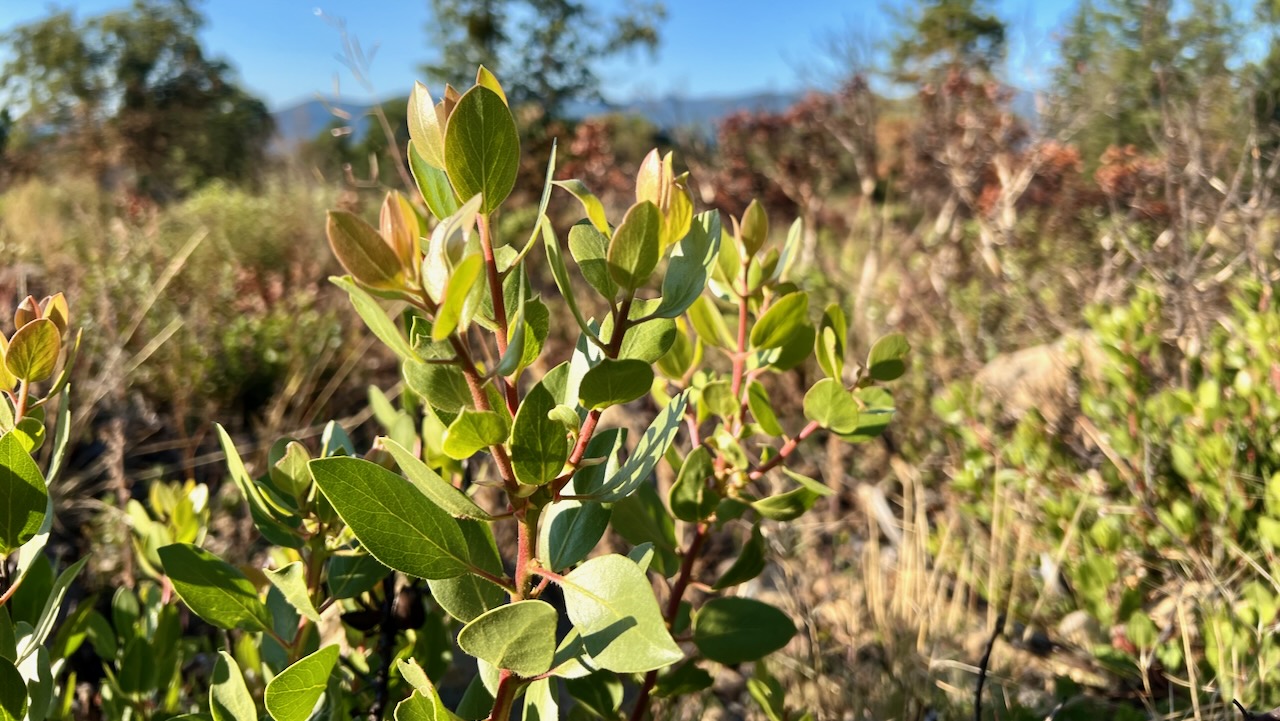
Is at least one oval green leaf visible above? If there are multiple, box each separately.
[692,597,795,665]
[159,543,272,634]
[265,645,340,721]
[751,293,809,350]
[802,379,859,434]
[210,652,255,721]
[326,210,403,290]
[442,410,510,461]
[0,431,48,555]
[867,333,910,381]
[607,201,662,291]
[444,85,519,214]
[558,554,683,673]
[6,318,60,384]
[458,600,558,677]
[309,456,472,579]
[579,359,654,410]
[511,382,569,486]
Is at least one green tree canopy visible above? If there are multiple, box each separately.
[422,0,666,119]
[0,0,274,195]
[889,0,1006,83]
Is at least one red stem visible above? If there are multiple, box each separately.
[748,420,822,480]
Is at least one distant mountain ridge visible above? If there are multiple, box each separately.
[270,90,803,146]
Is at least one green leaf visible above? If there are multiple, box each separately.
[0,431,47,555]
[558,554,683,673]
[751,293,810,350]
[607,201,662,291]
[473,65,508,102]
[410,142,462,221]
[265,645,339,721]
[669,446,718,523]
[579,359,654,410]
[654,660,714,698]
[6,318,60,384]
[595,391,689,502]
[523,678,559,721]
[543,217,601,345]
[692,597,795,665]
[266,562,321,623]
[444,85,519,214]
[210,652,256,721]
[538,499,610,572]
[713,525,767,589]
[564,673,623,717]
[511,382,569,486]
[433,253,486,340]
[309,457,472,579]
[569,221,618,300]
[609,312,677,364]
[555,179,610,234]
[655,211,721,318]
[802,379,859,434]
[816,304,847,381]
[378,435,494,519]
[326,550,389,599]
[216,424,302,548]
[408,81,446,169]
[404,361,472,423]
[326,211,403,290]
[395,658,461,721]
[611,482,679,576]
[14,556,86,667]
[739,199,769,256]
[0,657,26,721]
[687,296,733,349]
[442,410,510,461]
[159,544,272,633]
[331,276,419,364]
[866,333,910,381]
[839,387,895,443]
[458,600,558,677]
[746,382,783,436]
[428,572,506,624]
[567,428,627,498]
[752,469,833,521]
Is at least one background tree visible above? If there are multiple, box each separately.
[422,0,665,119]
[889,0,1006,83]
[0,0,274,196]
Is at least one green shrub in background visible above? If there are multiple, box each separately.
[0,68,907,719]
[932,279,1280,714]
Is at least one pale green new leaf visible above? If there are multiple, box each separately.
[867,333,910,381]
[654,211,721,318]
[433,253,486,340]
[5,319,59,383]
[802,379,859,434]
[331,276,420,364]
[555,179,610,234]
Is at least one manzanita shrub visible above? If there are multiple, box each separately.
[0,292,82,721]
[4,67,906,720]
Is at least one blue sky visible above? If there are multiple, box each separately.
[0,1,1084,111]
